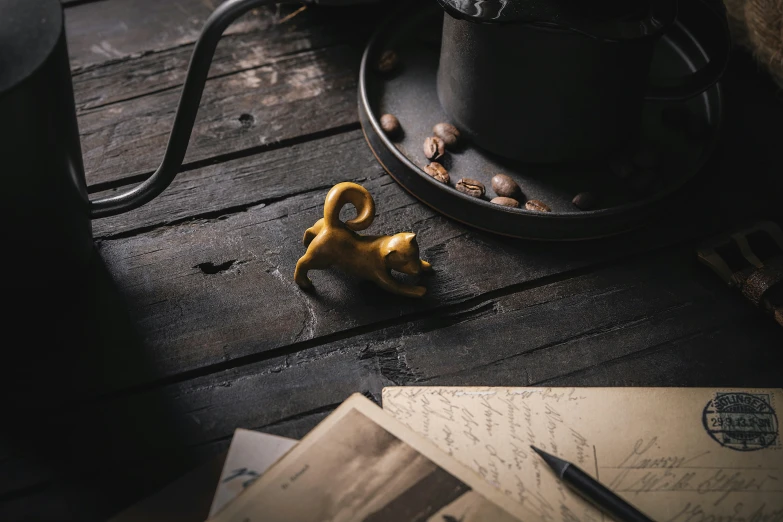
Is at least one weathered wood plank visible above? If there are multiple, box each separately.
[64,0,272,68]
[17,121,769,406]
[3,247,780,519]
[67,0,382,189]
[78,44,360,188]
[84,179,708,397]
[70,4,376,111]
[89,130,372,238]
[11,251,780,456]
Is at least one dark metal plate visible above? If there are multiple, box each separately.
[358,4,723,240]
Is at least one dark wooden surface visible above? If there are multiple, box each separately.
[2,1,783,520]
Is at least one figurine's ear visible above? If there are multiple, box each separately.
[384,233,413,258]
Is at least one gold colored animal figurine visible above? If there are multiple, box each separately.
[294,182,432,297]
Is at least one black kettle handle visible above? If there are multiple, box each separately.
[645,0,732,101]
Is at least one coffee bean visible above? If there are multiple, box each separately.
[433,122,460,147]
[423,136,445,161]
[377,50,399,73]
[380,114,401,137]
[455,178,485,198]
[572,192,597,210]
[423,162,449,183]
[525,199,551,212]
[491,173,521,198]
[491,196,520,208]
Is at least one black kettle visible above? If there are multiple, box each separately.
[435,0,732,163]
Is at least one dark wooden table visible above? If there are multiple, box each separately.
[2,0,782,520]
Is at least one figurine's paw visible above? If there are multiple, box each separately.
[420,259,433,272]
[296,276,314,290]
[407,285,427,298]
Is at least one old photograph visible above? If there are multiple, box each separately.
[211,395,523,522]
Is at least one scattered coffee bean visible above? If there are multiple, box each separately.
[491,173,521,198]
[609,158,634,179]
[377,50,399,73]
[491,196,520,208]
[423,162,449,183]
[380,114,401,137]
[525,199,551,212]
[423,136,445,161]
[433,122,460,147]
[572,192,597,210]
[455,178,485,198]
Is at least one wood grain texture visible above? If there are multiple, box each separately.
[70,5,373,111]
[2,248,780,520]
[78,44,360,188]
[80,176,711,397]
[28,112,781,403]
[89,130,370,238]
[67,0,380,189]
[64,0,272,68]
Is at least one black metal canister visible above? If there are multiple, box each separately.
[435,0,731,163]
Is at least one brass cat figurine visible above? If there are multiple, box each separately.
[294,182,432,297]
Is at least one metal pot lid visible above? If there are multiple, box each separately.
[435,0,677,41]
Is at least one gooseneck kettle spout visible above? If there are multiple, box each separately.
[89,0,295,218]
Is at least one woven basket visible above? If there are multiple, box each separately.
[726,0,783,88]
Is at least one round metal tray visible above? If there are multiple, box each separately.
[358,4,723,240]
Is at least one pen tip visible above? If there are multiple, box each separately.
[529,446,569,478]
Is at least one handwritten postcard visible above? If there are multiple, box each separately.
[209,429,297,517]
[382,387,783,522]
[208,393,533,522]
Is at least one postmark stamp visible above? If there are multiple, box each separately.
[702,392,779,451]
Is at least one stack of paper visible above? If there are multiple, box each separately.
[112,388,783,522]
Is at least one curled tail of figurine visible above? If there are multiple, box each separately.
[323,182,376,231]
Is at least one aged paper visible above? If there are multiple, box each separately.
[209,394,534,522]
[209,429,297,517]
[383,387,783,522]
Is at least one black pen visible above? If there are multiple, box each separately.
[531,446,655,522]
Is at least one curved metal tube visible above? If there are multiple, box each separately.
[89,0,292,218]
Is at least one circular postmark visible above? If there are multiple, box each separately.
[702,392,779,451]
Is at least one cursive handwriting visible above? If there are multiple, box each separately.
[461,407,480,445]
[617,437,710,470]
[480,396,504,437]
[381,387,782,522]
[667,502,783,522]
